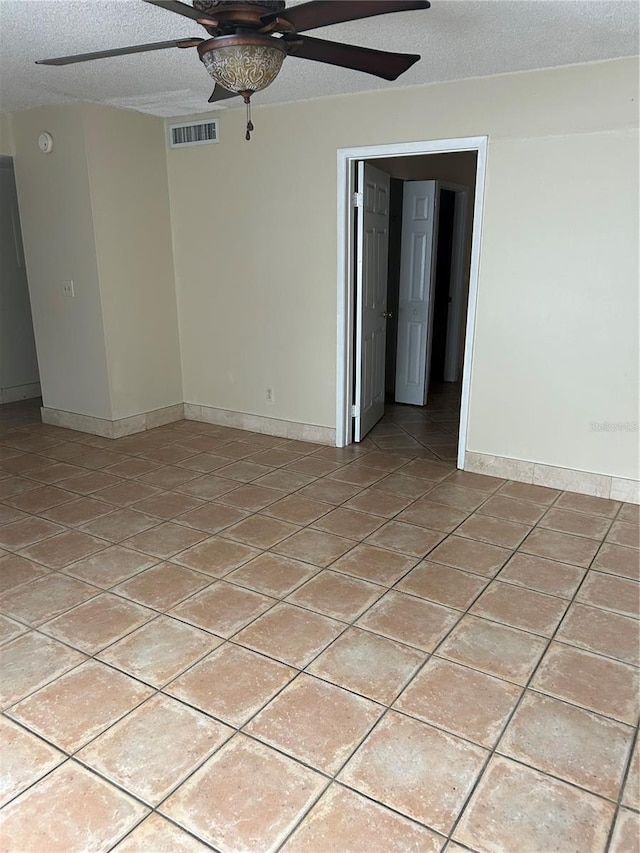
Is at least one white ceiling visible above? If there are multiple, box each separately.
[0,0,638,118]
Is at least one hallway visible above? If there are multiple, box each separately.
[372,382,461,463]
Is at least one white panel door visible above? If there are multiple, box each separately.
[354,162,390,441]
[395,180,438,406]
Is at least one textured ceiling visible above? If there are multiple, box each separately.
[0,0,638,118]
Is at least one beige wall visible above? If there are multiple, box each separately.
[83,104,182,420]
[166,57,639,480]
[11,102,182,421]
[6,57,638,481]
[167,118,339,426]
[471,128,638,478]
[12,104,113,419]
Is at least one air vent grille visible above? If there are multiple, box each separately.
[169,119,219,148]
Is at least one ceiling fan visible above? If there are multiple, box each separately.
[36,0,431,138]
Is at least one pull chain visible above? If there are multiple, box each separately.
[245,97,254,141]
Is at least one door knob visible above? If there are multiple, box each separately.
[382,312,393,319]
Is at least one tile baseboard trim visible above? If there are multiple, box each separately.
[185,403,335,445]
[1,382,41,404]
[40,402,332,444]
[464,450,640,505]
[41,403,185,439]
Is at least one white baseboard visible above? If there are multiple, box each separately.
[185,403,335,445]
[41,403,185,439]
[465,450,640,505]
[1,382,41,404]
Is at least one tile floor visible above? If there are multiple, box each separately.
[0,389,638,853]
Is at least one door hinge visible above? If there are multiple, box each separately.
[351,404,360,417]
[352,191,363,208]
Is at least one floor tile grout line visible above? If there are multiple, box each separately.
[0,637,91,711]
[92,613,224,691]
[3,644,261,823]
[1,512,172,563]
[480,564,588,601]
[472,571,586,608]
[4,551,168,598]
[1,738,221,853]
[1,636,158,724]
[279,772,448,851]
[108,808,222,853]
[262,502,522,843]
[0,568,140,628]
[3,651,156,750]
[2,495,636,673]
[161,641,303,721]
[322,522,522,780]
[277,778,452,853]
[425,655,639,729]
[392,476,637,839]
[1,601,226,714]
[222,599,355,670]
[1,432,484,544]
[146,728,336,847]
[441,584,613,845]
[69,704,236,807]
[0,750,70,814]
[2,531,340,654]
[35,559,256,641]
[488,748,634,806]
[2,516,636,684]
[603,724,640,853]
[149,576,358,689]
[237,682,386,777]
[443,528,639,844]
[81,575,636,748]
[305,637,428,709]
[13,590,633,765]
[244,713,453,850]
[36,602,161,655]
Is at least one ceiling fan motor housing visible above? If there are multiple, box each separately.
[193,0,286,15]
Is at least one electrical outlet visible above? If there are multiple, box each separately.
[265,386,275,404]
[62,280,74,297]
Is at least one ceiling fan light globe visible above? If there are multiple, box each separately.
[198,35,286,95]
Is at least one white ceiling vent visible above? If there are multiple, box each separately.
[168,119,219,148]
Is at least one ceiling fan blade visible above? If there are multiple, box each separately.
[142,0,206,22]
[285,35,420,81]
[36,38,202,66]
[266,0,429,33]
[208,86,241,103]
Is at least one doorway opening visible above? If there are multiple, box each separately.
[336,137,488,470]
[376,163,473,462]
[0,156,41,409]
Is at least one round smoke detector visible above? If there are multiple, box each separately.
[38,132,53,154]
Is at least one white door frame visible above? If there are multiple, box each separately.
[335,136,488,471]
